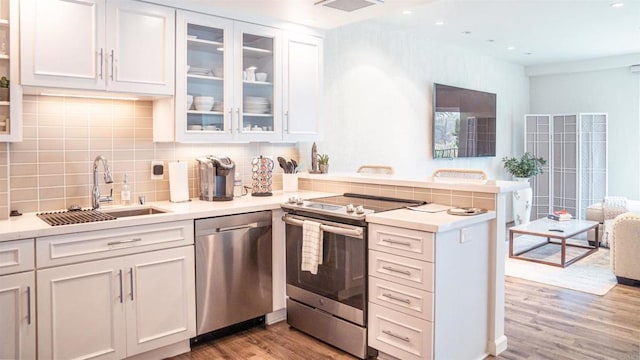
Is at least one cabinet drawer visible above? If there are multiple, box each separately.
[368,302,432,360]
[368,250,433,291]
[37,220,193,268]
[0,239,35,275]
[369,224,433,262]
[369,277,432,321]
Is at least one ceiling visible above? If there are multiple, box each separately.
[178,0,640,66]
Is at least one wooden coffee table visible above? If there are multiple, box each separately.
[509,218,599,268]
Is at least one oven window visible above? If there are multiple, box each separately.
[286,224,366,310]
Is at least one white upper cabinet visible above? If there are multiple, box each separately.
[175,10,234,142]
[173,10,283,142]
[282,32,323,142]
[169,9,325,144]
[20,0,175,95]
[234,22,282,142]
[0,0,22,142]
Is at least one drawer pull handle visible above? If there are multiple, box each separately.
[118,270,123,303]
[382,329,410,342]
[382,293,411,304]
[383,238,411,247]
[26,286,32,325]
[107,238,142,246]
[382,266,411,276]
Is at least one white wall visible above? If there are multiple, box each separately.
[301,21,530,180]
[529,65,640,199]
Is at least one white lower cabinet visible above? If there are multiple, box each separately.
[37,245,196,360]
[368,221,490,360]
[0,238,36,360]
[0,271,36,360]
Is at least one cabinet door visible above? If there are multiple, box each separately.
[20,0,106,90]
[37,258,126,360]
[125,246,196,356]
[282,33,322,142]
[0,0,22,142]
[106,0,175,95]
[0,272,36,360]
[175,10,234,142]
[234,22,282,142]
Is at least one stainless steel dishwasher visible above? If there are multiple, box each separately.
[195,211,272,336]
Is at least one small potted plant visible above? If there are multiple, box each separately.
[0,76,9,102]
[502,152,546,180]
[318,154,329,174]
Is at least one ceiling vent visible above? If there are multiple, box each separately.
[315,0,384,12]
[631,64,640,73]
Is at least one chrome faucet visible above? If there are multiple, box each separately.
[92,155,114,209]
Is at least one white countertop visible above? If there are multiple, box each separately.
[299,173,529,193]
[0,191,334,242]
[367,207,496,233]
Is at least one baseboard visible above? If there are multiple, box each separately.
[126,340,191,360]
[487,335,508,356]
[266,308,286,325]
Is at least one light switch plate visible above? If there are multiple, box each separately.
[151,161,163,180]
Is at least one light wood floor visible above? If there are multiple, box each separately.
[170,277,640,360]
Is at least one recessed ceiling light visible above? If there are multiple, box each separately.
[523,52,533,55]
[610,2,624,7]
[462,31,471,35]
[486,39,495,42]
[507,46,516,50]
[402,10,413,15]
[434,21,444,26]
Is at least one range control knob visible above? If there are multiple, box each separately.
[355,205,365,214]
[346,204,355,213]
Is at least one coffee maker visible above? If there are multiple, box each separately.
[197,156,235,201]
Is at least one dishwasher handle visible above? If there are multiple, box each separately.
[216,222,264,232]
[196,220,271,236]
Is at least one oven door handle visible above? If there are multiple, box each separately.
[282,215,363,239]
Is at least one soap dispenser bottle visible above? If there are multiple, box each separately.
[121,174,131,205]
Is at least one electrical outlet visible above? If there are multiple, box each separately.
[151,161,164,180]
[460,227,472,243]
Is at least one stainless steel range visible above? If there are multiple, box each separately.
[281,193,425,359]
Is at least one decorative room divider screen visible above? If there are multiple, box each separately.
[525,113,608,221]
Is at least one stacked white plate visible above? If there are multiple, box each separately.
[188,66,212,76]
[243,96,270,114]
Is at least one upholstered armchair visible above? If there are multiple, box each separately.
[611,212,640,285]
[586,196,640,248]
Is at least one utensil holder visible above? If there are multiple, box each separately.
[282,174,298,192]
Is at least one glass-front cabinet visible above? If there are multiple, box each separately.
[0,0,21,142]
[175,11,232,141]
[175,10,281,142]
[234,23,281,141]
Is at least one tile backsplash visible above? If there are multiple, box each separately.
[1,95,298,218]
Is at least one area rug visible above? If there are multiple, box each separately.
[505,235,617,295]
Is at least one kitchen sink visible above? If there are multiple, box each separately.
[102,207,168,218]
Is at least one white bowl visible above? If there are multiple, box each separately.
[255,72,267,82]
[194,96,214,111]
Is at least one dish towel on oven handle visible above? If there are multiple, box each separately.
[301,220,323,275]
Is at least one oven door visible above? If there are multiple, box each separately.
[283,214,366,325]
